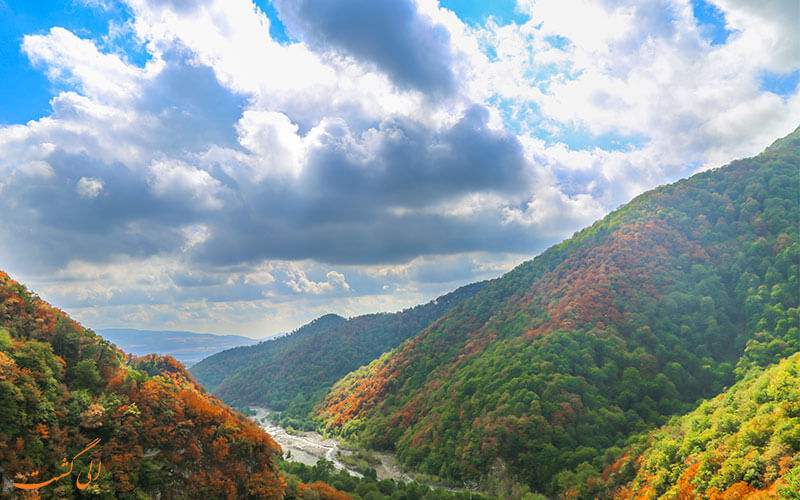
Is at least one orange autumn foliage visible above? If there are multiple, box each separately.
[0,269,287,498]
[298,481,353,500]
[707,481,757,499]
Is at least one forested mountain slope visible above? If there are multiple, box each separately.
[605,353,800,499]
[317,127,800,495]
[190,313,347,393]
[191,282,487,429]
[0,270,285,498]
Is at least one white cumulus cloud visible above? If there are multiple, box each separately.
[77,176,105,198]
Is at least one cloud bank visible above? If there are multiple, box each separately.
[0,0,797,335]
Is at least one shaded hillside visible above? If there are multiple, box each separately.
[98,328,259,367]
[607,354,800,499]
[190,313,346,393]
[0,270,285,498]
[317,127,799,495]
[191,282,487,429]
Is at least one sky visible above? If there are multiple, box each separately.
[0,0,798,338]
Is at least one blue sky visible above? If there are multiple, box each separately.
[440,0,528,26]
[0,0,797,337]
[690,0,732,45]
[0,0,128,124]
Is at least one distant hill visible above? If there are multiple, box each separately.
[190,313,347,393]
[98,328,261,367]
[316,127,800,496]
[190,281,488,429]
[0,270,285,498]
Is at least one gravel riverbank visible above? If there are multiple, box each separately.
[249,407,414,483]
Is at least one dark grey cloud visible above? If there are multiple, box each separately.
[197,210,520,266]
[275,0,458,97]
[0,155,185,272]
[192,104,535,265]
[303,105,526,209]
[138,48,246,152]
[0,48,246,272]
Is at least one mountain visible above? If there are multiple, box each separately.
[316,127,799,496]
[190,313,347,393]
[0,270,285,498]
[97,328,260,367]
[190,282,487,429]
[605,353,800,499]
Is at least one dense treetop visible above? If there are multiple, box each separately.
[607,353,800,499]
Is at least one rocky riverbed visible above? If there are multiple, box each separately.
[249,407,413,483]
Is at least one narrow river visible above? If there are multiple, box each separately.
[249,407,414,483]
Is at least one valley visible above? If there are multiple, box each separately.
[249,407,416,484]
[4,1,797,498]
